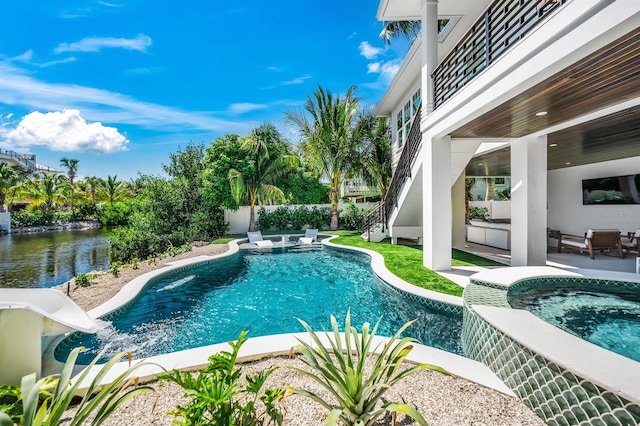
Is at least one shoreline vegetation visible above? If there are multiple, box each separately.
[53,241,543,426]
[5,219,102,235]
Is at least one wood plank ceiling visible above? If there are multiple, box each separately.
[460,27,640,176]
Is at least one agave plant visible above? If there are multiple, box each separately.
[291,311,448,426]
[0,346,154,426]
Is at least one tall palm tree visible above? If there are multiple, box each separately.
[60,158,79,210]
[83,176,103,211]
[21,173,68,214]
[228,123,295,232]
[101,175,126,205]
[285,85,361,230]
[356,112,393,199]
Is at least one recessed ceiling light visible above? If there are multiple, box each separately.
[478,163,483,166]
[549,143,558,147]
[565,162,571,165]
[535,111,548,116]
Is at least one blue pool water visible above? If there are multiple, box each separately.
[510,285,640,362]
[56,247,463,364]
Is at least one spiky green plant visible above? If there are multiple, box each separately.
[2,347,154,426]
[292,311,448,426]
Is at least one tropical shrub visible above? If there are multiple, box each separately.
[0,347,153,426]
[98,202,131,226]
[256,206,331,231]
[74,273,91,287]
[338,203,367,231]
[291,311,448,426]
[469,206,489,220]
[109,261,122,277]
[160,331,286,426]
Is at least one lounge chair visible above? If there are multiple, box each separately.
[557,229,624,259]
[247,231,273,247]
[621,229,640,254]
[297,229,318,245]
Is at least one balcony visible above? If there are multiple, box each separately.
[433,0,568,109]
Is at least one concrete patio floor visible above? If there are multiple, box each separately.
[440,241,640,288]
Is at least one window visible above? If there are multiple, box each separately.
[394,88,422,150]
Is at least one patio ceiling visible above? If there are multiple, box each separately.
[463,27,640,177]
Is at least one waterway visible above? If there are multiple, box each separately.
[0,228,111,289]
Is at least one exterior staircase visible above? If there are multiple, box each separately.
[360,201,386,242]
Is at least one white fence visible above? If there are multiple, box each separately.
[0,212,10,233]
[469,200,510,219]
[224,202,374,235]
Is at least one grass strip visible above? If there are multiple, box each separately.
[327,231,464,297]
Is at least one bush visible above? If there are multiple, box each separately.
[0,347,152,425]
[339,203,367,231]
[98,202,131,226]
[10,205,53,227]
[74,273,91,287]
[256,206,331,231]
[160,331,286,425]
[469,206,489,220]
[292,311,447,426]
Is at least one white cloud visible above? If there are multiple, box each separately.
[54,34,152,54]
[229,103,267,115]
[0,61,250,134]
[12,50,33,62]
[40,57,77,68]
[0,109,128,153]
[366,59,401,81]
[359,41,385,60]
[281,75,311,85]
[367,62,381,73]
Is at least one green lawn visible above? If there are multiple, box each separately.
[213,230,504,297]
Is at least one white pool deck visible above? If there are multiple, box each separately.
[41,236,640,401]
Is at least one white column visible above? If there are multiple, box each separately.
[510,135,548,266]
[452,172,466,249]
[421,0,438,115]
[423,135,452,270]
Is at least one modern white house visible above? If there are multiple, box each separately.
[374,0,640,270]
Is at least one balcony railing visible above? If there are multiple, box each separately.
[433,0,567,109]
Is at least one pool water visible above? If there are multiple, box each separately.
[56,247,463,364]
[510,285,640,362]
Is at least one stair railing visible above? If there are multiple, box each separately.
[384,104,422,227]
[362,201,384,242]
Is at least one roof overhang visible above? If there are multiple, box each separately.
[377,0,491,21]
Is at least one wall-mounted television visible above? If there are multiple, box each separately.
[582,174,640,205]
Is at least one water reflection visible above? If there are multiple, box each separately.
[0,228,111,289]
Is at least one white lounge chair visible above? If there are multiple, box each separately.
[297,229,318,245]
[247,231,273,247]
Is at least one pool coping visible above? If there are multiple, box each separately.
[43,235,511,396]
[466,266,640,404]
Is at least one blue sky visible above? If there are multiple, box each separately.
[0,0,408,180]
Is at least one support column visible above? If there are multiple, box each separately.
[452,172,466,249]
[423,135,452,271]
[510,135,548,266]
[421,0,438,115]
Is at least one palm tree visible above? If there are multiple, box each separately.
[379,20,421,45]
[3,165,30,212]
[285,85,361,230]
[60,158,79,210]
[83,176,103,211]
[228,123,295,232]
[356,112,393,199]
[21,173,68,214]
[101,175,126,205]
[0,163,17,212]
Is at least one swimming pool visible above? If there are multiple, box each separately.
[56,247,463,364]
[509,282,640,362]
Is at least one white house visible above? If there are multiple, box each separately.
[375,0,640,270]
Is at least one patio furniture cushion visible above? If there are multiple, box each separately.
[255,239,274,247]
[247,231,264,243]
[298,237,313,245]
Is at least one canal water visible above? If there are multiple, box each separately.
[0,228,111,289]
